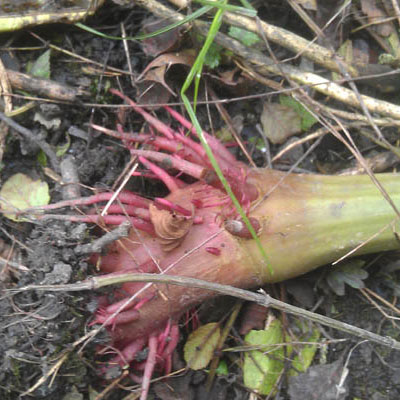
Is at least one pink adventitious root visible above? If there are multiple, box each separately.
[52,89,261,398]
[32,88,400,398]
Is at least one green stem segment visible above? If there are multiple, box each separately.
[244,170,400,283]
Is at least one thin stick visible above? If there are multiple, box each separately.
[0,111,60,172]
[101,163,139,216]
[12,273,400,350]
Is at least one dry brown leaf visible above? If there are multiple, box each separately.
[361,0,394,37]
[140,64,176,96]
[207,67,245,86]
[137,51,195,81]
[141,17,182,57]
[260,102,301,144]
[136,81,173,108]
[136,51,196,106]
[352,38,370,65]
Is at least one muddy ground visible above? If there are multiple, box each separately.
[1,1,400,399]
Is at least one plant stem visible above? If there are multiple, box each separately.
[245,170,400,282]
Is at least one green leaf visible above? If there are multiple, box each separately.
[29,49,51,79]
[243,318,284,395]
[249,136,265,151]
[56,134,71,157]
[326,260,368,296]
[215,359,229,376]
[184,322,221,370]
[287,321,320,376]
[0,173,50,221]
[279,95,317,131]
[228,26,260,47]
[215,126,234,142]
[204,42,222,69]
[37,150,47,167]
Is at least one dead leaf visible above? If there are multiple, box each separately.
[316,0,349,47]
[239,303,268,335]
[153,374,194,400]
[260,102,301,144]
[207,67,246,87]
[339,150,400,175]
[141,17,182,57]
[136,81,173,109]
[361,0,394,37]
[138,51,195,80]
[141,64,176,96]
[136,51,196,106]
[352,38,370,65]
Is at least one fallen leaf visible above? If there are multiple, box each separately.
[29,49,51,79]
[261,102,301,144]
[326,259,368,296]
[228,26,260,47]
[285,279,315,308]
[0,173,50,221]
[137,51,195,81]
[279,95,317,132]
[243,317,284,395]
[139,64,176,96]
[33,112,61,130]
[136,81,173,108]
[361,0,394,37]
[136,51,196,106]
[287,320,320,376]
[296,0,316,10]
[141,17,182,57]
[153,373,193,400]
[239,303,268,335]
[184,322,221,370]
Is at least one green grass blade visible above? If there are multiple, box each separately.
[75,5,212,41]
[238,0,256,11]
[194,0,257,16]
[180,1,272,274]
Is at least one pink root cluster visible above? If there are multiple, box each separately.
[40,89,262,399]
[99,320,179,394]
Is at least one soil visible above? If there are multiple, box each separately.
[1,2,400,400]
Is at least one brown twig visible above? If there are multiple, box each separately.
[60,155,81,200]
[6,69,84,102]
[11,273,400,350]
[0,111,60,172]
[74,221,131,255]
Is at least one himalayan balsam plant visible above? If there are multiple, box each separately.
[35,89,400,399]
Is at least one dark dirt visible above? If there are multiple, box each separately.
[1,2,400,400]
